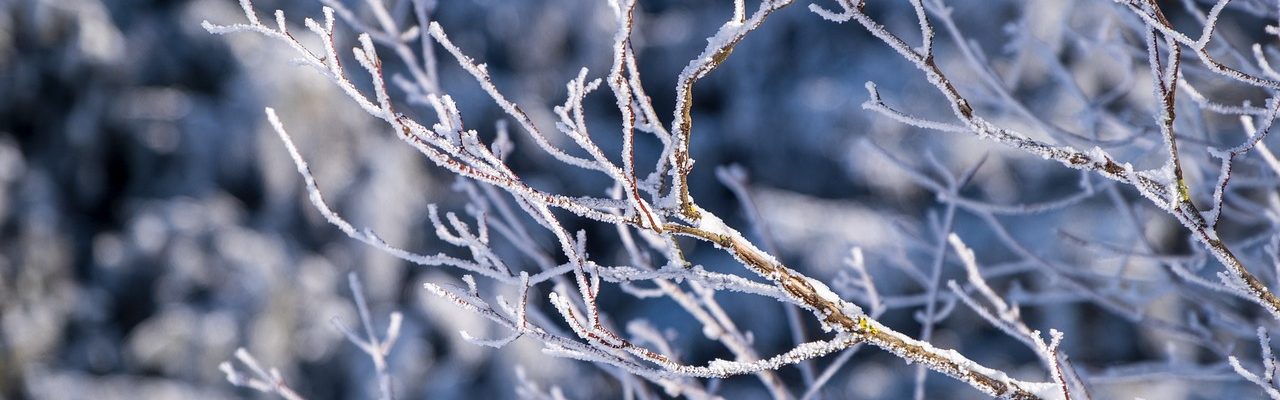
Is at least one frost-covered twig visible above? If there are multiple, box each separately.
[219,348,306,400]
[664,219,1055,398]
[330,272,403,400]
[1229,327,1280,399]
[667,0,795,219]
[947,234,1086,399]
[1206,99,1280,230]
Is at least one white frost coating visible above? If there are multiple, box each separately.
[808,1,855,23]
[1085,146,1111,165]
[694,210,803,312]
[705,22,742,54]
[694,208,731,234]
[865,317,1054,398]
[1121,160,1170,211]
[841,302,864,322]
[807,277,861,317]
[596,265,793,303]
[1229,356,1280,399]
[1147,161,1176,185]
[460,329,520,349]
[693,206,781,270]
[800,275,864,334]
[675,335,859,378]
[1023,381,1069,400]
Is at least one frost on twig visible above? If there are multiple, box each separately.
[947,234,1082,399]
[221,273,405,400]
[219,348,306,400]
[330,272,403,400]
[1229,327,1280,399]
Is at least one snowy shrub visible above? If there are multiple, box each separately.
[198,0,1280,398]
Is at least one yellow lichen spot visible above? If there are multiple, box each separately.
[858,316,877,334]
[1177,178,1191,203]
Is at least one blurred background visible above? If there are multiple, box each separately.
[4,0,1280,398]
